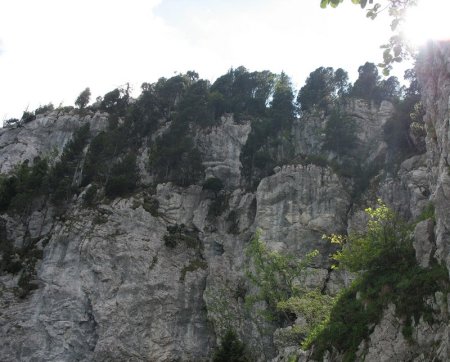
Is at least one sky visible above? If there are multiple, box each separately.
[0,0,436,121]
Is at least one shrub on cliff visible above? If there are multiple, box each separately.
[213,330,249,362]
[305,201,450,361]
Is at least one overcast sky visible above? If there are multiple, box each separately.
[0,0,428,121]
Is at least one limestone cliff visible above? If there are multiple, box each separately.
[0,44,449,362]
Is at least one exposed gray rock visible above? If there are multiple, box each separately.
[0,198,215,361]
[0,110,108,174]
[379,154,430,219]
[196,115,251,188]
[417,41,450,274]
[414,219,436,268]
[255,164,351,266]
[1,42,450,361]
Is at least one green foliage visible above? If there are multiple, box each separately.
[0,231,44,298]
[297,67,349,113]
[154,75,189,117]
[81,117,142,196]
[149,121,204,187]
[49,123,90,203]
[176,79,215,127]
[383,70,424,165]
[21,111,36,124]
[163,224,201,249]
[322,109,357,157]
[330,200,409,272]
[203,177,224,196]
[213,330,249,362]
[245,231,318,322]
[129,83,163,136]
[100,86,130,117]
[351,62,382,102]
[270,72,296,131]
[210,67,276,120]
[104,153,138,198]
[418,202,435,223]
[307,201,450,360]
[75,87,91,109]
[0,157,49,214]
[34,103,54,116]
[277,290,335,336]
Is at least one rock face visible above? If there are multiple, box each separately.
[417,42,450,273]
[256,164,350,266]
[0,110,108,174]
[196,115,251,188]
[292,99,393,163]
[0,43,450,362]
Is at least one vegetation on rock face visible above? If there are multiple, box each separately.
[304,201,449,361]
[213,330,249,362]
[203,177,225,196]
[322,109,357,157]
[0,123,91,213]
[163,224,201,249]
[245,231,324,326]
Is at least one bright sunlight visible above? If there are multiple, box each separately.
[402,0,450,46]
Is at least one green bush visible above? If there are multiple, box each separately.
[49,123,90,203]
[306,201,450,361]
[213,330,249,362]
[0,157,49,214]
[203,177,224,196]
[104,154,138,198]
[34,103,54,116]
[245,231,318,323]
[163,224,201,249]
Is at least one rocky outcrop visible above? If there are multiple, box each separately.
[0,110,108,174]
[196,115,251,188]
[417,41,450,273]
[379,154,430,219]
[0,195,215,361]
[1,42,450,361]
[292,99,393,164]
[256,164,350,266]
[355,299,449,362]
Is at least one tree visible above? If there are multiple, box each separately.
[213,330,248,362]
[100,86,130,117]
[297,67,350,113]
[209,67,275,119]
[177,79,214,127]
[270,72,295,130]
[322,109,357,156]
[378,75,401,101]
[329,200,410,272]
[351,62,381,101]
[75,87,91,109]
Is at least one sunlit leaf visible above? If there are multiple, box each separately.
[320,0,329,9]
